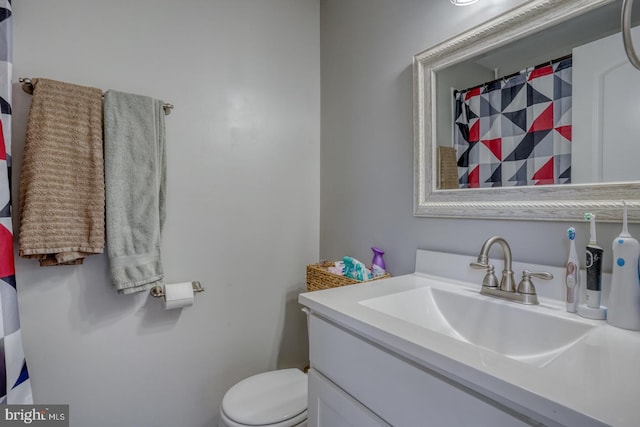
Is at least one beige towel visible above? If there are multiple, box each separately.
[19,78,105,266]
[437,146,460,190]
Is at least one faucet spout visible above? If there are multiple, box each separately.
[476,236,516,292]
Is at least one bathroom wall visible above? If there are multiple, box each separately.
[320,0,640,275]
[11,1,319,426]
[11,1,640,425]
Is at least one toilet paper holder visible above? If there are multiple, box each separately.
[150,281,205,298]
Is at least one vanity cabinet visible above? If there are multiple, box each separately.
[307,369,389,426]
[301,250,626,426]
[307,313,535,427]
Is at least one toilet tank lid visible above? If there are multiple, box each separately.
[222,368,307,425]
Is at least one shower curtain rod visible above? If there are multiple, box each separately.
[18,77,174,115]
[498,54,572,81]
[454,54,572,95]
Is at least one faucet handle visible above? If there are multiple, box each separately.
[517,270,553,295]
[470,262,499,288]
[470,261,490,269]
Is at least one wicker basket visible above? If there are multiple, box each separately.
[306,261,391,292]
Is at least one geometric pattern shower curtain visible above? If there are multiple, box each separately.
[454,57,572,188]
[0,0,33,404]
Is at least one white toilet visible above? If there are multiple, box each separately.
[219,368,307,427]
[219,309,310,427]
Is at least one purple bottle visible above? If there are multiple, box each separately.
[371,247,386,271]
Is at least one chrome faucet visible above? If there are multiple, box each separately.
[470,236,552,305]
[470,236,516,292]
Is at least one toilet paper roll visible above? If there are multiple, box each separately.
[164,282,195,310]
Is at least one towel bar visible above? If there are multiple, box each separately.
[18,77,175,115]
[150,281,205,298]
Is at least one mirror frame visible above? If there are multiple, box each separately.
[413,0,640,222]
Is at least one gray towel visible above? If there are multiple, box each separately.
[104,90,166,294]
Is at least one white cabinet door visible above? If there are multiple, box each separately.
[307,369,390,427]
[572,25,640,184]
[309,314,536,426]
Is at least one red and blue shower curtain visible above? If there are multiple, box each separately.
[454,57,572,188]
[0,0,32,403]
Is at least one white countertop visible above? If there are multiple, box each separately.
[299,250,640,427]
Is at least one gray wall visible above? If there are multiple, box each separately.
[10,1,640,426]
[320,0,640,276]
[12,1,319,426]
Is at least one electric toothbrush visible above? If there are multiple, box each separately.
[565,227,580,313]
[584,213,603,309]
[607,201,640,330]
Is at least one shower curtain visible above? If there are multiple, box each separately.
[454,57,572,188]
[0,1,33,404]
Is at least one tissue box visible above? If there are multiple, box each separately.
[306,261,391,292]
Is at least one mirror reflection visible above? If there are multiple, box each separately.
[435,1,640,190]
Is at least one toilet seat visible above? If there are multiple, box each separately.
[220,409,307,427]
[221,368,307,427]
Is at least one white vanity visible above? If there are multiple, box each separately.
[299,250,640,426]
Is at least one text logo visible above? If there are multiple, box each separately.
[1,405,68,426]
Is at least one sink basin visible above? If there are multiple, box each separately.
[359,285,596,367]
